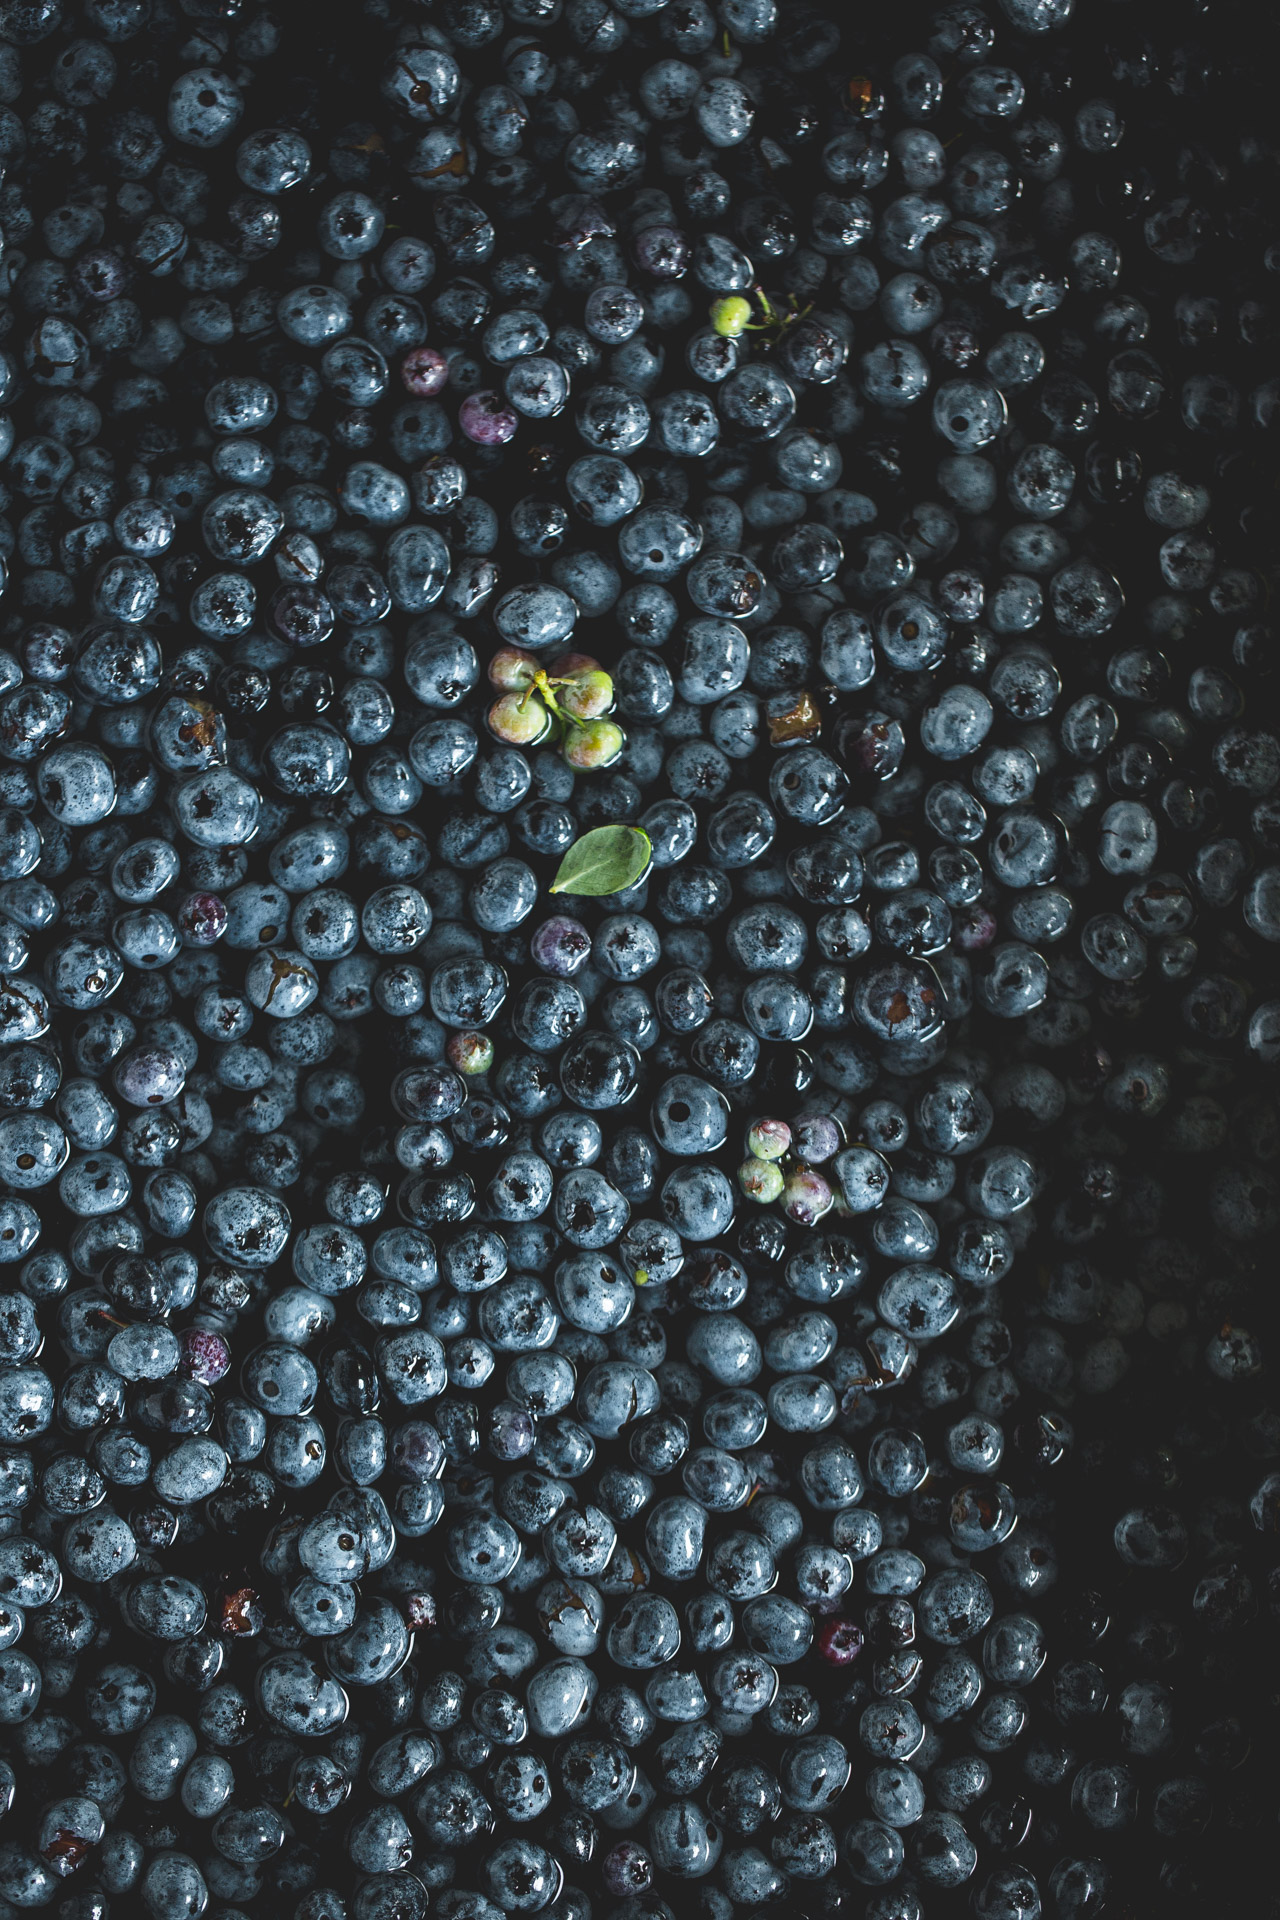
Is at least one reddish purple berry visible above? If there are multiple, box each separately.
[631,223,691,279]
[817,1618,864,1665]
[793,1112,842,1164]
[530,915,592,977]
[784,1165,835,1226]
[400,346,449,395]
[601,1843,654,1897]
[180,1327,231,1385]
[390,1421,447,1482]
[459,390,518,444]
[955,905,999,950]
[178,892,228,947]
[405,1592,438,1632]
[486,1401,535,1460]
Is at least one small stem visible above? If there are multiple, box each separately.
[537,671,586,727]
[533,670,563,718]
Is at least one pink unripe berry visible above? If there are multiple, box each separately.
[400,346,449,395]
[793,1112,842,1164]
[784,1166,834,1226]
[459,389,518,444]
[446,1030,494,1075]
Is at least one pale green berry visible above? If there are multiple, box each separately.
[563,718,624,770]
[738,1157,784,1204]
[488,646,540,691]
[558,669,615,721]
[710,295,752,338]
[746,1118,791,1161]
[489,691,551,746]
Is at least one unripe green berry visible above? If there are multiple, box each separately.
[559,669,614,721]
[488,646,540,692]
[489,690,551,746]
[746,1118,791,1161]
[711,295,752,338]
[739,1157,784,1204]
[447,1030,494,1075]
[563,718,624,770]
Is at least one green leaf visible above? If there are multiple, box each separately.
[550,825,652,897]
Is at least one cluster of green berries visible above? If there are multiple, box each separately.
[737,1109,845,1227]
[487,647,624,770]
